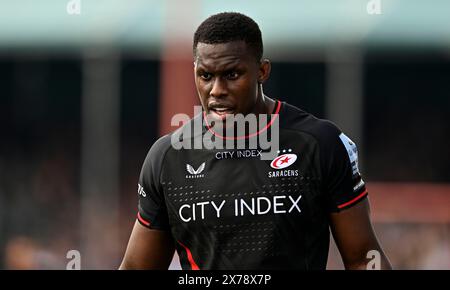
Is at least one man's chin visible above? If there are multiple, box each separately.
[205,111,236,132]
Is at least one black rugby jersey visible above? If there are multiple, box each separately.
[136,100,368,270]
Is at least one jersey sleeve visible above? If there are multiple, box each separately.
[320,125,368,212]
[136,135,171,230]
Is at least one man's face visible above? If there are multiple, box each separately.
[194,41,261,121]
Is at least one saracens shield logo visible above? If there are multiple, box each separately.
[270,154,297,169]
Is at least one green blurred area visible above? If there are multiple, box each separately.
[0,0,449,53]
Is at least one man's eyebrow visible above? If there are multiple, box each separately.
[195,65,209,73]
[196,62,242,72]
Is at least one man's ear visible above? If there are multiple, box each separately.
[258,59,271,84]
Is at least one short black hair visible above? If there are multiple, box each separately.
[193,12,263,61]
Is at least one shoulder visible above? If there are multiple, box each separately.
[280,102,343,146]
[141,134,173,178]
[142,113,203,170]
[146,134,173,160]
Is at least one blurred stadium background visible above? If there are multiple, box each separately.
[0,0,449,269]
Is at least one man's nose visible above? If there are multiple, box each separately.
[210,77,227,98]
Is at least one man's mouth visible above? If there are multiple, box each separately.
[208,104,235,119]
[210,107,234,116]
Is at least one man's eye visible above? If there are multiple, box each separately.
[226,72,239,80]
[200,73,212,80]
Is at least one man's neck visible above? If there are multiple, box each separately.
[253,93,276,116]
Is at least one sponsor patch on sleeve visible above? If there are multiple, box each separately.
[338,133,361,177]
